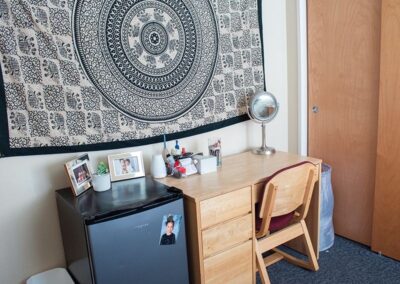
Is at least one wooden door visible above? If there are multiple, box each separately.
[308,0,381,245]
[372,0,400,261]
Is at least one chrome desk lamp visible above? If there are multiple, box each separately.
[247,90,279,155]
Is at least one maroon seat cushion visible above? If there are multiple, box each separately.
[256,212,295,234]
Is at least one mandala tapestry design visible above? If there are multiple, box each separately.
[0,0,265,156]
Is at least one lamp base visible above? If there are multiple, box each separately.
[252,147,276,155]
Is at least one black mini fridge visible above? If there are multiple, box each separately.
[56,177,189,284]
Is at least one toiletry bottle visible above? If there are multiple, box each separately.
[174,140,181,156]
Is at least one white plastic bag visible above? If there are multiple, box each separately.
[319,163,335,251]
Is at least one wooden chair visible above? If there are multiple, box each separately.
[255,162,319,284]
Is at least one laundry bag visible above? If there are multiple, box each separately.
[319,163,335,251]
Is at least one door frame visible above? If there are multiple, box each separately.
[298,0,308,156]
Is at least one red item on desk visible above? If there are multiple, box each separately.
[172,159,186,175]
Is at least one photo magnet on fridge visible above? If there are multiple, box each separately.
[159,214,182,245]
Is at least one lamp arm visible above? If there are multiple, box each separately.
[261,122,267,151]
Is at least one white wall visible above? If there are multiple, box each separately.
[0,1,295,283]
[251,0,289,151]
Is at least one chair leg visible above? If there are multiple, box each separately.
[270,221,319,272]
[255,243,271,284]
[272,248,314,270]
[300,220,319,271]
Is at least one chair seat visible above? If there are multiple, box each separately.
[256,212,294,235]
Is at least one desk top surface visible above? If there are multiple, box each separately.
[159,151,322,202]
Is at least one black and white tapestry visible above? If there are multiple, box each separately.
[0,0,265,156]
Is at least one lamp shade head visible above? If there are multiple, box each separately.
[248,90,279,123]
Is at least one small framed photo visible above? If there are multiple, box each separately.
[108,151,145,182]
[64,154,92,196]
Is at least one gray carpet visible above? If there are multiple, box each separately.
[256,236,400,284]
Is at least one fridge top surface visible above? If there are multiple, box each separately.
[56,176,182,222]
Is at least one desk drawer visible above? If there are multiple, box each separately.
[202,214,252,258]
[200,187,251,229]
[204,240,253,284]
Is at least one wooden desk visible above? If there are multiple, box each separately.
[160,151,322,284]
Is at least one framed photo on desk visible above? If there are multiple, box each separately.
[108,151,145,182]
[64,154,92,196]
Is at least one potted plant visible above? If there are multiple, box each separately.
[92,161,111,192]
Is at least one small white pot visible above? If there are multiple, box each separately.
[92,173,111,192]
[151,154,167,178]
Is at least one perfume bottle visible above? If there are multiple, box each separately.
[174,140,181,156]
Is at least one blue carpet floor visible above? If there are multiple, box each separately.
[256,236,400,284]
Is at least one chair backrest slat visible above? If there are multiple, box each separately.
[271,164,316,217]
[259,163,318,220]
